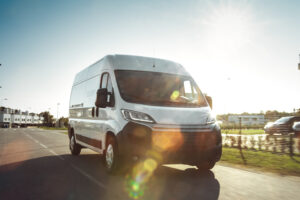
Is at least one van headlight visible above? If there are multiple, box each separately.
[121,109,155,123]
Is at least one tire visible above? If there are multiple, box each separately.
[104,136,120,173]
[197,161,216,171]
[69,134,81,155]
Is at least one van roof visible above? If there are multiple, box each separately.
[73,54,190,85]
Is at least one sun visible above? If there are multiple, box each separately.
[189,1,261,114]
[200,2,256,55]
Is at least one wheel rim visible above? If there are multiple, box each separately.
[106,144,114,169]
[70,136,75,151]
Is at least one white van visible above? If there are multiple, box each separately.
[69,55,222,173]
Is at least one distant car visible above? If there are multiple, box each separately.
[264,116,300,135]
[293,122,300,136]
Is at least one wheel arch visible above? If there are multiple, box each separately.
[105,131,117,148]
[68,125,74,139]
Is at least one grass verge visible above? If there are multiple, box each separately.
[39,126,67,130]
[222,129,265,135]
[39,126,68,134]
[220,147,300,176]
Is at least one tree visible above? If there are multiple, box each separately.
[265,110,291,121]
[58,117,69,127]
[39,111,54,127]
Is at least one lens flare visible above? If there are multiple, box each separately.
[144,158,158,171]
[152,131,183,152]
[125,158,159,199]
[170,90,179,101]
[132,127,148,138]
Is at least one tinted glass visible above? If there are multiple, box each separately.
[114,70,207,107]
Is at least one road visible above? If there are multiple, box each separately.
[1,128,300,200]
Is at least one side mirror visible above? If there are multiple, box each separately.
[95,88,108,108]
[205,95,213,109]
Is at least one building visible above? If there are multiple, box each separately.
[228,115,265,126]
[0,107,44,128]
[0,107,11,128]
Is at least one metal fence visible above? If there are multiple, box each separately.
[222,134,300,155]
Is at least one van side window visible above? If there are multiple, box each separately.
[183,80,198,99]
[101,73,108,89]
[107,76,112,93]
[100,73,115,107]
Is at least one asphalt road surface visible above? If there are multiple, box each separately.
[1,128,300,200]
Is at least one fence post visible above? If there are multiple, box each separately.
[238,117,247,164]
[238,117,242,148]
[289,133,294,157]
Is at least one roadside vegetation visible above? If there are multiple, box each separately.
[39,126,68,134]
[222,129,265,135]
[221,147,300,176]
[39,126,67,131]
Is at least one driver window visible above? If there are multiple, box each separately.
[183,80,193,98]
[100,73,108,89]
[100,73,115,107]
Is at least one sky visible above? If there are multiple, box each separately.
[0,0,300,118]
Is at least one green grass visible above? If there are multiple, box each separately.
[222,129,265,135]
[221,147,300,176]
[39,126,68,131]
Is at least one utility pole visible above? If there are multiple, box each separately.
[57,103,60,122]
[0,63,2,89]
[56,103,61,128]
[298,54,300,70]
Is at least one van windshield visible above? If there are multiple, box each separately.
[114,70,208,107]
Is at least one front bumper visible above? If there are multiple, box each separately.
[116,122,222,165]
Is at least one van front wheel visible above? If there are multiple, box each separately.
[105,137,120,173]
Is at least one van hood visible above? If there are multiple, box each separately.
[130,104,213,125]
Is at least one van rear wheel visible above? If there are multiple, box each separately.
[70,135,81,155]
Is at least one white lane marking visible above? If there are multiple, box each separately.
[25,134,65,160]
[35,129,67,136]
[25,133,107,190]
[70,163,107,189]
[48,149,65,161]
[39,143,48,149]
[48,131,66,136]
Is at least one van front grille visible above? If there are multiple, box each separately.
[151,124,218,152]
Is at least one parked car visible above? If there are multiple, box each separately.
[68,54,222,173]
[293,122,300,136]
[264,116,300,135]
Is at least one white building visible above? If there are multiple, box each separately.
[228,115,265,126]
[33,114,39,125]
[0,107,11,127]
[0,107,44,127]
[26,114,33,124]
[21,112,27,125]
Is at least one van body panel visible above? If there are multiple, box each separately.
[119,102,211,125]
